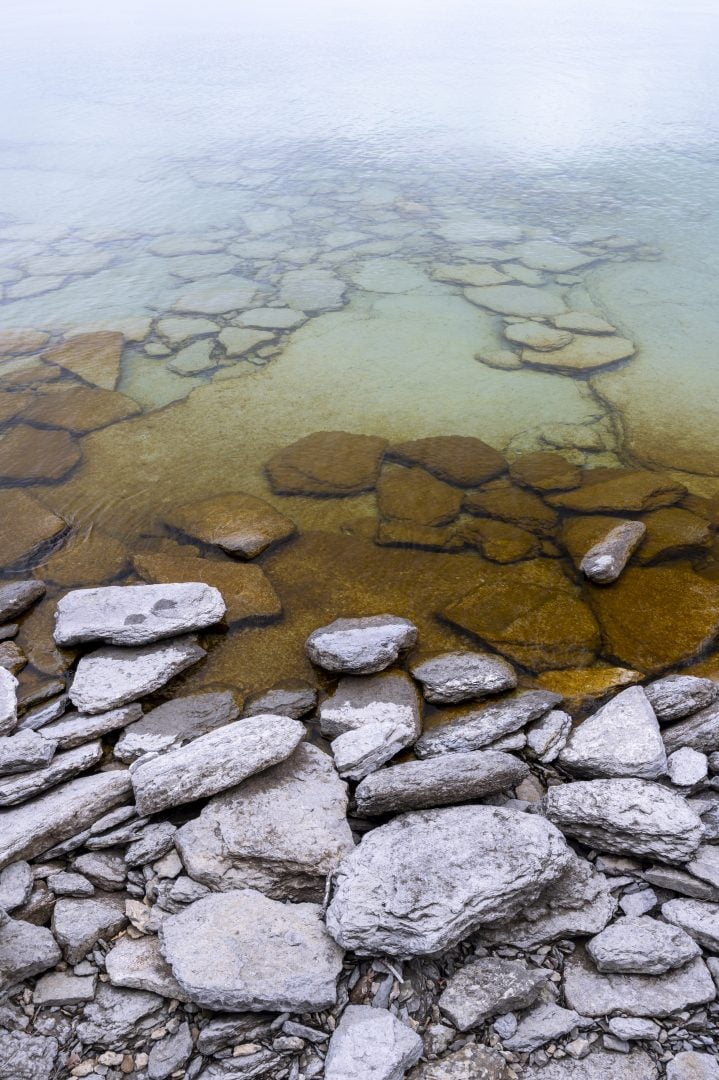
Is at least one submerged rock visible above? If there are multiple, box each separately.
[464,478,558,532]
[42,330,124,390]
[325,805,572,956]
[307,615,417,674]
[0,424,81,483]
[439,957,548,1031]
[387,435,506,487]
[20,384,141,433]
[509,451,582,492]
[377,466,463,526]
[415,690,560,757]
[266,430,388,495]
[557,686,667,779]
[410,651,516,704]
[114,691,239,763]
[548,469,685,513]
[464,283,567,318]
[563,947,715,1017]
[68,638,206,714]
[504,321,573,351]
[579,520,646,583]
[324,1005,423,1080]
[637,507,713,563]
[586,915,701,974]
[521,334,636,372]
[166,491,296,558]
[0,491,68,567]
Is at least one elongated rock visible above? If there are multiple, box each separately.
[354,750,528,816]
[306,615,417,674]
[543,779,704,862]
[563,948,716,1017]
[408,1045,510,1079]
[131,714,305,815]
[69,638,206,714]
[0,740,102,806]
[504,1002,586,1052]
[521,1049,658,1079]
[325,805,572,956]
[439,958,548,1031]
[410,651,516,704]
[0,770,132,869]
[324,1005,422,1080]
[580,520,646,583]
[586,915,700,974]
[415,690,560,758]
[0,668,18,736]
[662,701,719,755]
[40,704,142,750]
[159,889,344,1011]
[557,686,667,779]
[645,675,719,722]
[54,583,225,646]
[0,580,45,622]
[115,691,239,763]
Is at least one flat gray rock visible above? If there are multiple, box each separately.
[33,970,96,1005]
[0,740,102,806]
[131,713,305,815]
[586,915,701,974]
[325,805,572,957]
[105,934,190,1001]
[69,638,206,714]
[645,864,719,902]
[0,729,56,773]
[243,680,317,720]
[645,675,718,722]
[667,1052,719,1080]
[563,948,716,1017]
[354,750,528,816]
[176,742,353,901]
[558,687,667,779]
[306,615,417,674]
[125,821,177,866]
[543,778,704,861]
[0,860,32,910]
[40,703,142,750]
[608,1018,661,1041]
[410,651,516,704]
[408,1044,509,1079]
[0,667,18,735]
[52,896,127,963]
[54,582,226,646]
[480,853,616,948]
[159,889,344,1011]
[324,1005,422,1080]
[663,701,719,755]
[73,850,126,890]
[521,1048,658,1079]
[580,520,646,584]
[76,982,163,1049]
[115,691,239,763]
[662,898,719,951]
[0,580,45,622]
[504,1002,585,1052]
[526,708,572,763]
[686,843,719,889]
[46,870,94,897]
[148,1022,193,1080]
[0,1030,59,1080]
[439,957,548,1031]
[667,747,708,786]
[17,693,68,732]
[0,770,132,869]
[0,916,61,992]
[415,690,561,758]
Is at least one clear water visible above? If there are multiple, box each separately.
[1,0,719,694]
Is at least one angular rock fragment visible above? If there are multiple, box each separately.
[522,334,635,373]
[243,679,317,719]
[464,477,558,532]
[543,779,704,861]
[33,970,96,1005]
[115,692,238,763]
[266,431,388,495]
[645,675,718,722]
[324,1005,423,1080]
[167,492,296,558]
[326,805,572,956]
[42,331,124,389]
[0,491,68,567]
[504,321,573,350]
[159,889,344,1011]
[0,728,56,773]
[662,899,719,951]
[608,1017,661,1041]
[504,1002,586,1052]
[525,709,572,763]
[439,957,548,1031]
[580,520,646,584]
[132,713,304,815]
[377,466,463,526]
[662,700,719,755]
[125,821,176,866]
[105,934,189,1000]
[52,896,127,963]
[645,865,719,902]
[410,651,516,704]
[307,615,417,674]
[148,1022,193,1080]
[557,686,667,779]
[509,451,582,493]
[0,1030,59,1080]
[686,844,719,890]
[0,916,61,992]
[354,750,528,816]
[46,870,94,897]
[587,915,701,974]
[0,739,102,806]
[73,851,126,890]
[176,743,353,901]
[0,668,18,736]
[54,582,225,646]
[667,1052,719,1080]
[76,983,163,1049]
[0,579,45,622]
[40,703,142,751]
[69,638,206,714]
[408,1044,510,1079]
[415,690,560,758]
[0,860,32,910]
[563,947,716,1017]
[521,1048,658,1079]
[387,435,506,488]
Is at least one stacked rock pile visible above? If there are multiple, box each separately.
[0,584,718,1079]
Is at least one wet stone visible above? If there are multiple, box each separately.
[516,240,596,272]
[580,520,646,583]
[504,321,573,350]
[237,306,306,329]
[645,675,719,722]
[464,283,568,317]
[0,579,45,621]
[410,650,516,704]
[266,430,388,495]
[457,516,541,562]
[557,685,667,779]
[218,326,274,355]
[637,507,713,563]
[547,468,686,512]
[324,1005,423,1080]
[243,679,317,719]
[157,316,219,343]
[0,424,81,482]
[42,330,124,389]
[509,450,582,492]
[553,310,617,333]
[68,638,206,714]
[387,435,506,487]
[431,262,513,287]
[166,491,296,558]
[587,915,701,974]
[464,478,558,532]
[521,333,635,372]
[439,957,548,1030]
[0,328,50,355]
[167,338,215,375]
[415,689,560,757]
[20,385,142,432]
[171,275,258,314]
[538,665,641,719]
[41,529,129,586]
[307,615,417,674]
[115,691,239,763]
[377,466,463,526]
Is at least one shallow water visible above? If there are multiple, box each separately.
[1,0,719,695]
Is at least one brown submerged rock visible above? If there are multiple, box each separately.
[166,492,296,558]
[41,332,124,390]
[375,520,462,551]
[0,425,81,483]
[0,392,34,425]
[0,492,68,566]
[589,564,719,674]
[40,530,129,586]
[536,666,642,712]
[387,435,506,487]
[456,517,540,562]
[442,559,600,671]
[509,451,582,493]
[19,385,141,433]
[636,507,713,563]
[548,468,686,513]
[0,359,62,390]
[464,478,558,533]
[521,334,635,372]
[377,466,463,526]
[266,431,388,496]
[0,329,51,356]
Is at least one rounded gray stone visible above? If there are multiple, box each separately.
[410,651,517,704]
[306,615,417,674]
[586,915,701,974]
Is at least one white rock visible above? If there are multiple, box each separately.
[504,1002,587,1052]
[667,747,709,786]
[415,690,561,758]
[619,887,658,918]
[0,668,18,736]
[39,703,142,751]
[526,709,572,763]
[105,934,189,1001]
[0,729,56,773]
[439,957,548,1030]
[521,1049,658,1079]
[580,521,646,584]
[0,861,32,910]
[114,691,238,763]
[645,675,718,722]
[0,916,61,992]
[324,1005,422,1080]
[306,615,417,674]
[69,638,206,714]
[409,651,516,704]
[0,740,103,806]
[563,948,716,1017]
[558,687,666,779]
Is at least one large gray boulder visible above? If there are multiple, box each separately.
[521,1048,658,1079]
[645,675,718,722]
[663,701,719,755]
[40,703,142,750]
[354,750,528,816]
[662,898,719,951]
[409,651,516,704]
[0,740,102,806]
[325,805,572,956]
[114,691,239,763]
[176,743,354,901]
[159,889,344,1011]
[563,947,716,1017]
[586,915,701,974]
[131,714,305,815]
[439,957,548,1031]
[0,770,132,869]
[414,690,561,758]
[0,916,61,992]
[69,638,206,714]
[0,728,56,773]
[306,615,417,674]
[543,779,704,861]
[557,686,667,779]
[0,1030,59,1080]
[324,1005,422,1080]
[54,582,226,646]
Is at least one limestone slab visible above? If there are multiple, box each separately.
[68,638,206,714]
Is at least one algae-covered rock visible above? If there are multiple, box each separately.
[377,466,463,526]
[548,468,686,512]
[464,478,558,533]
[637,507,713,563]
[536,666,642,711]
[509,451,582,492]
[166,492,296,558]
[267,431,388,495]
[387,435,506,487]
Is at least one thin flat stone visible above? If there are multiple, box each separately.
[686,844,719,889]
[166,492,296,558]
[521,1048,658,1080]
[0,1030,59,1080]
[0,729,56,773]
[20,385,141,433]
[587,915,701,974]
[464,284,568,318]
[645,864,719,902]
[509,451,582,493]
[0,740,102,807]
[557,686,667,779]
[525,709,572,763]
[663,701,719,755]
[662,898,719,951]
[504,1002,586,1052]
[563,948,716,1018]
[645,675,719,722]
[432,263,513,287]
[504,321,573,351]
[516,241,596,272]
[439,958,548,1031]
[40,703,142,750]
[415,690,561,758]
[167,339,215,375]
[0,580,46,621]
[377,466,463,526]
[266,430,388,496]
[131,714,305,815]
[33,970,96,1005]
[410,651,517,704]
[548,469,686,513]
[0,491,68,567]
[68,638,206,714]
[0,424,81,483]
[0,329,51,355]
[580,521,646,583]
[115,691,239,763]
[308,616,417,674]
[218,327,274,355]
[42,331,124,389]
[554,311,617,333]
[237,307,306,329]
[522,334,635,372]
[243,680,317,720]
[105,934,190,1001]
[388,435,506,487]
[324,1005,423,1080]
[171,275,258,314]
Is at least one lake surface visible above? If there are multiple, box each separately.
[1,0,719,697]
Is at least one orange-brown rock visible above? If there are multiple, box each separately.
[387,435,506,487]
[681,493,719,527]
[42,331,124,390]
[17,601,75,676]
[167,492,296,559]
[457,517,540,562]
[0,329,50,356]
[535,666,643,713]
[19,385,142,433]
[134,552,282,626]
[588,563,719,674]
[636,508,713,564]
[547,468,686,513]
[377,466,463,526]
[375,520,463,551]
[0,425,81,483]
[464,478,558,534]
[0,359,62,390]
[509,451,582,493]
[0,490,68,566]
[266,431,388,496]
[0,392,34,425]
[441,559,600,671]
[40,530,130,586]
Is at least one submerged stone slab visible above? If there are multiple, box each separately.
[159,889,344,1011]
[464,284,568,318]
[439,957,548,1031]
[508,451,582,493]
[115,691,239,763]
[42,331,124,390]
[266,430,388,495]
[548,469,686,513]
[132,713,304,815]
[415,690,560,758]
[586,915,701,974]
[308,616,417,674]
[176,743,354,901]
[387,435,506,487]
[171,275,258,314]
[166,492,296,558]
[580,520,646,584]
[558,686,667,779]
[68,638,206,714]
[645,675,718,722]
[504,321,573,351]
[54,583,226,646]
[0,491,68,567]
[21,385,141,433]
[410,651,516,704]
[354,750,528,816]
[325,805,572,956]
[377,466,463,526]
[563,948,716,1017]
[522,334,636,372]
[324,1005,423,1080]
[544,778,704,862]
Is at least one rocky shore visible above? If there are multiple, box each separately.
[1,578,719,1079]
